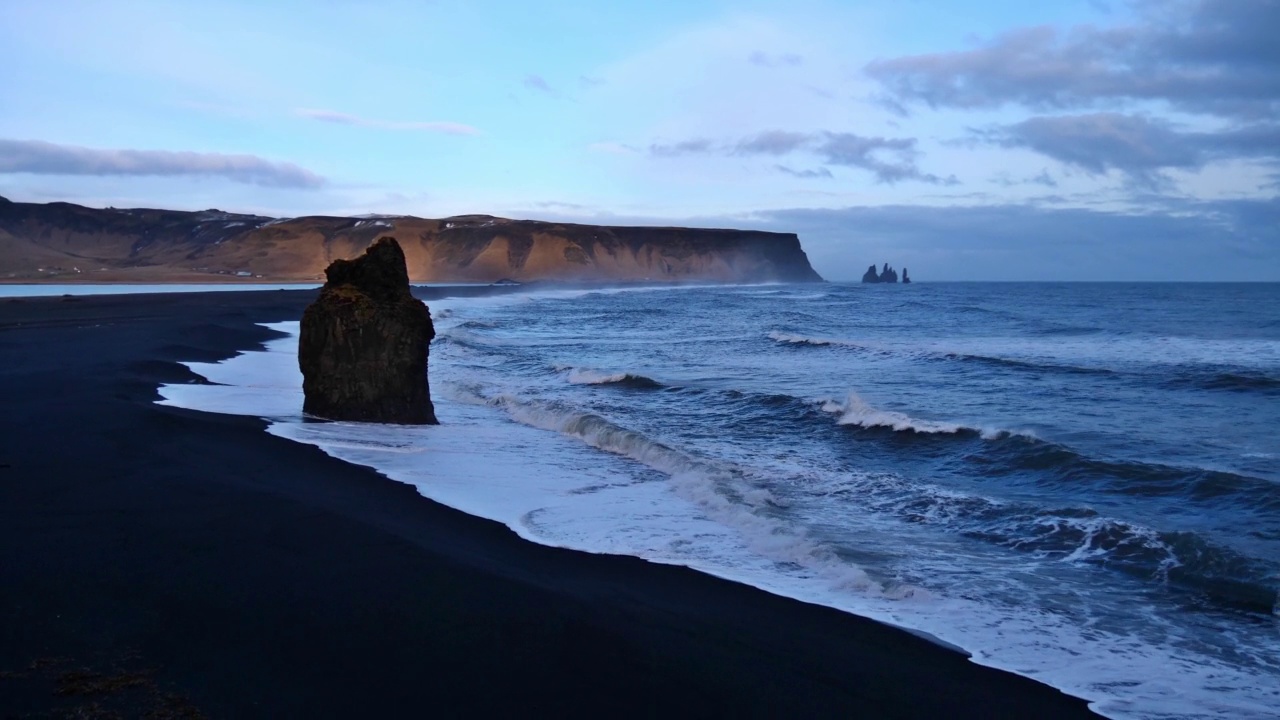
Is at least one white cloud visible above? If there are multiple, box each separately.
[295,109,481,136]
[523,74,554,94]
[0,139,325,188]
[587,142,640,156]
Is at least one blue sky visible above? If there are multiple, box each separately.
[1,0,1276,280]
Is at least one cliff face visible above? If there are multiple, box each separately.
[0,197,823,283]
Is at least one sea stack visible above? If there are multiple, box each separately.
[861,263,900,283]
[902,268,911,283]
[299,237,438,424]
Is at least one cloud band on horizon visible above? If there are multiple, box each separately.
[0,139,326,189]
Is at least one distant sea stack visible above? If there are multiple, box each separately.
[862,263,900,283]
[902,268,911,283]
[0,197,823,284]
[298,237,438,424]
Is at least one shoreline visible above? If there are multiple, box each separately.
[0,289,1099,717]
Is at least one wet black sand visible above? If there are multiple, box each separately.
[0,290,1099,718]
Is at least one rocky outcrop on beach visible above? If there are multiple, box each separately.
[298,237,437,424]
[0,197,824,283]
[862,263,900,283]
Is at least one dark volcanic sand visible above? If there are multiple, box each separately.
[0,290,1100,718]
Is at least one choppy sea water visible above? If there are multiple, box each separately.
[159,282,1280,719]
[0,283,319,297]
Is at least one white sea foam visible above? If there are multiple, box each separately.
[561,367,662,387]
[819,392,1031,440]
[156,303,1280,720]
[565,368,631,385]
[737,289,826,300]
[767,331,918,357]
[768,330,837,347]
[823,393,966,434]
[457,390,880,591]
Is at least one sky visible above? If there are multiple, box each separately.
[1,0,1277,280]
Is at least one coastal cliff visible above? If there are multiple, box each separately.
[0,197,823,283]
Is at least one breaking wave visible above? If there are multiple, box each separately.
[827,472,1280,614]
[815,392,1280,517]
[820,393,1029,439]
[467,391,894,595]
[564,368,666,389]
[767,330,840,347]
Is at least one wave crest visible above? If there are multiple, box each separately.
[768,330,835,347]
[480,393,886,594]
[821,393,1027,440]
[1167,370,1280,395]
[565,368,665,389]
[830,472,1279,614]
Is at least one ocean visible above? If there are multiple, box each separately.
[0,283,320,297]
[159,282,1280,719]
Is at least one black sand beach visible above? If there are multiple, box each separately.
[0,290,1099,718]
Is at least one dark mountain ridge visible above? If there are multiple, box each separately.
[0,196,823,283]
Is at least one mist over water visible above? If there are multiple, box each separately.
[160,282,1280,720]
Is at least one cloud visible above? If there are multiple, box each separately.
[775,165,833,179]
[648,138,716,157]
[587,141,639,156]
[974,112,1280,185]
[748,51,803,68]
[734,131,812,155]
[650,130,952,184]
[803,84,837,101]
[523,74,554,93]
[813,132,956,184]
[578,75,606,88]
[1030,169,1058,187]
[0,139,325,188]
[295,109,480,135]
[866,0,1280,120]
[991,170,1059,187]
[534,200,589,211]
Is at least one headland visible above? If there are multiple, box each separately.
[0,196,822,284]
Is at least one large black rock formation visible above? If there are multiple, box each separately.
[862,263,900,283]
[299,237,438,424]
